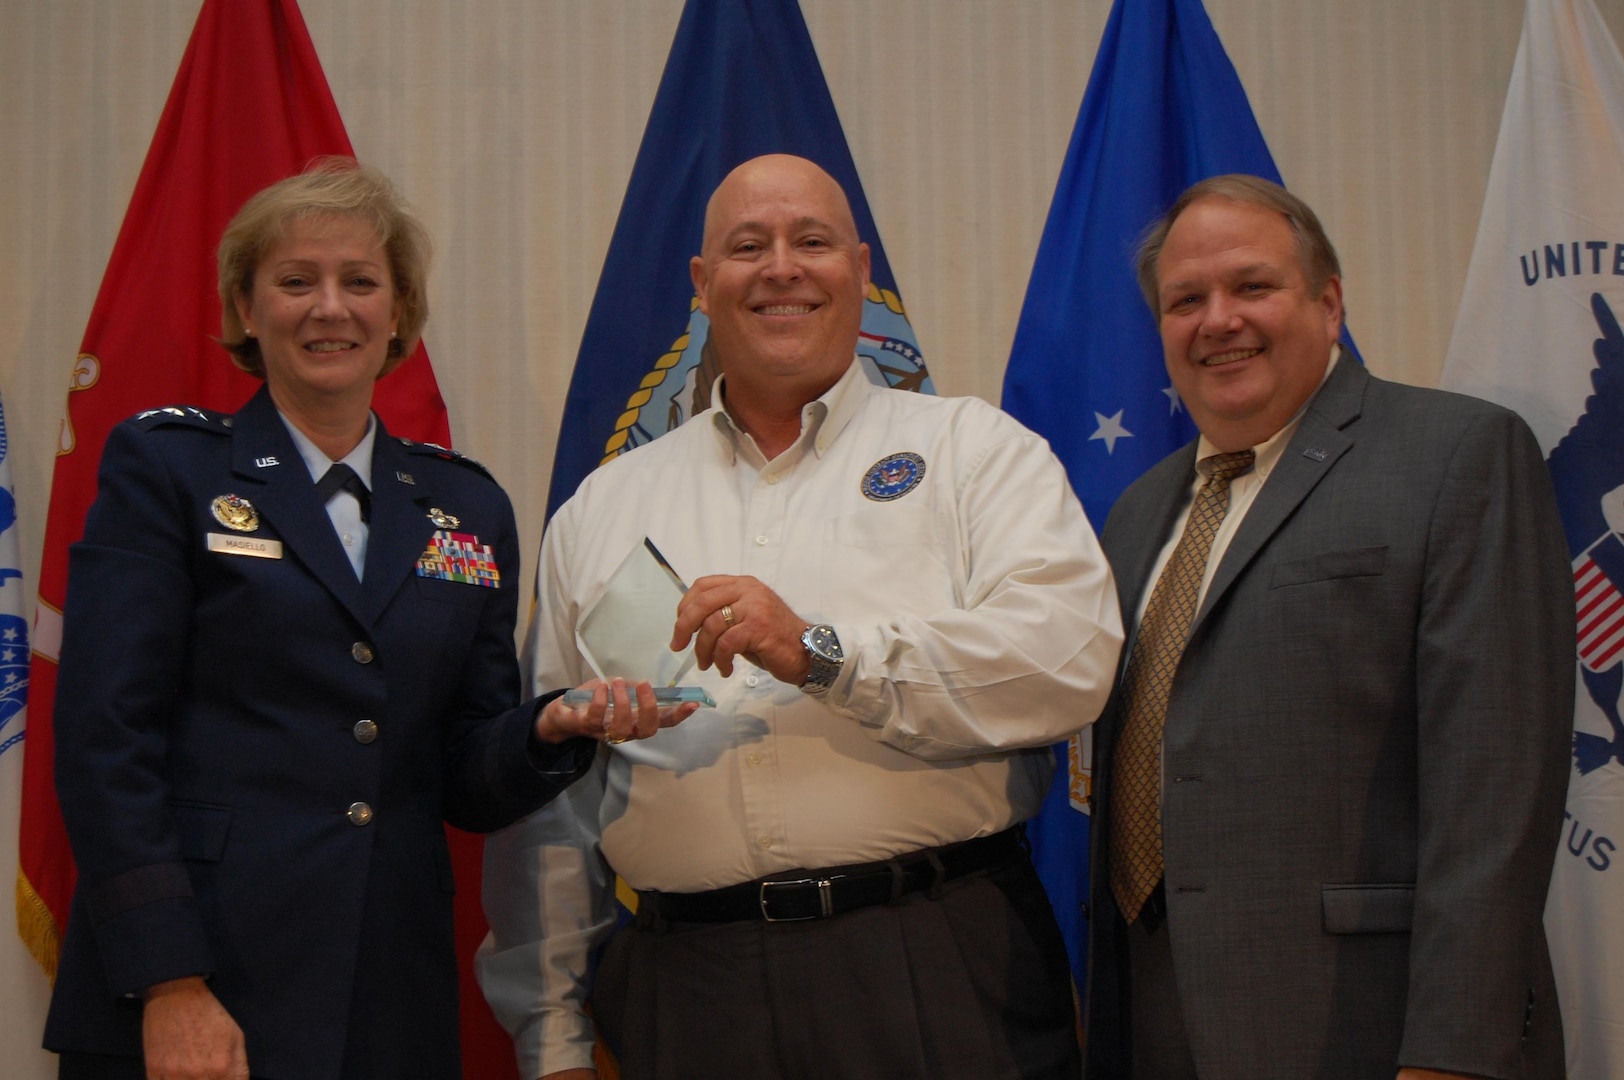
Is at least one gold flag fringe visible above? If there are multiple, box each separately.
[16,868,60,982]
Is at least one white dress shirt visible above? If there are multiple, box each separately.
[477,358,1123,1076]
[1134,346,1342,627]
[280,410,376,579]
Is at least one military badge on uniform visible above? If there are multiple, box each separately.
[210,494,259,532]
[417,530,499,588]
[860,452,926,502]
[427,507,460,529]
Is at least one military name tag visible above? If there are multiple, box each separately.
[207,533,283,559]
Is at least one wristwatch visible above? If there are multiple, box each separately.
[799,623,844,695]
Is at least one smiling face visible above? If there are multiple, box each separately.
[1154,195,1343,451]
[235,213,398,413]
[689,155,871,410]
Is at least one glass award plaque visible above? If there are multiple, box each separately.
[572,538,706,701]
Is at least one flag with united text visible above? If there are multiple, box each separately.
[1439,1,1624,1073]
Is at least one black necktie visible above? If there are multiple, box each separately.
[316,463,371,524]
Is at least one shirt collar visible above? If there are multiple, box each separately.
[1194,343,1341,481]
[708,355,875,466]
[279,410,377,489]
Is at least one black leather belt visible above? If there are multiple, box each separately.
[635,827,1024,926]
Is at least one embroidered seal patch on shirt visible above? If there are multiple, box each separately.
[416,530,500,588]
[210,494,259,532]
[860,452,926,502]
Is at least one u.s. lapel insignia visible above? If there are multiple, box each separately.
[428,507,460,528]
[396,471,416,486]
[417,530,500,588]
[860,452,926,502]
[210,494,259,532]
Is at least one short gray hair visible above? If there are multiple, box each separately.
[1134,174,1341,315]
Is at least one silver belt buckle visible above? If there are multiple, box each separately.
[759,877,835,921]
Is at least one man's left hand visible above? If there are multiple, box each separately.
[672,574,813,685]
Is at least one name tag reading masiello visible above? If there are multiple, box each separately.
[207,532,283,559]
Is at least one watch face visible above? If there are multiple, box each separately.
[808,624,842,659]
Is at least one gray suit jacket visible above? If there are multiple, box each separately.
[1084,359,1573,1079]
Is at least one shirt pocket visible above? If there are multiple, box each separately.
[1269,545,1388,589]
[819,504,954,615]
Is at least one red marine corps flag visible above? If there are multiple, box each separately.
[12,2,518,1077]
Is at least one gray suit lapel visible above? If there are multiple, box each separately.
[1193,359,1369,631]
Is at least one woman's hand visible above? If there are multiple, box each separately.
[534,678,700,745]
[142,976,248,1080]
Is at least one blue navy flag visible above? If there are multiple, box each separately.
[1001,0,1355,979]
[545,0,930,521]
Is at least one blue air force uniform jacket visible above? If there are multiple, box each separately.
[44,385,593,1079]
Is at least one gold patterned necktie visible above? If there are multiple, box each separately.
[1109,449,1255,923]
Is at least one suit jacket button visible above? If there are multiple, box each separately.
[353,719,379,744]
[347,801,374,826]
[351,641,375,664]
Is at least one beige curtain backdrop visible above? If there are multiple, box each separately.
[4,1,1623,1073]
[6,0,1624,643]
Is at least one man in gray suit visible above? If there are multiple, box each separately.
[1082,175,1574,1080]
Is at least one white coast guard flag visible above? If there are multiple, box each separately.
[1439,1,1624,1074]
[0,392,50,1079]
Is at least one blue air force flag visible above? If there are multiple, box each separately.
[1001,0,1337,980]
[0,390,45,1080]
[1438,1,1624,1074]
[544,0,930,522]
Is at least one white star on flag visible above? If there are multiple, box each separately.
[1163,386,1184,414]
[1089,409,1133,454]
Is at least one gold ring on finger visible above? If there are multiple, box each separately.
[721,604,736,627]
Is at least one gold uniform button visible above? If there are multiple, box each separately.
[347,801,374,826]
[351,641,375,664]
[353,719,379,744]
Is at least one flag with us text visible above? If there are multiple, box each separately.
[0,393,50,1079]
[544,0,930,523]
[1439,1,1624,1073]
[1000,0,1357,979]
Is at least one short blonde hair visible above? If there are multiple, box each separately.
[217,157,430,378]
